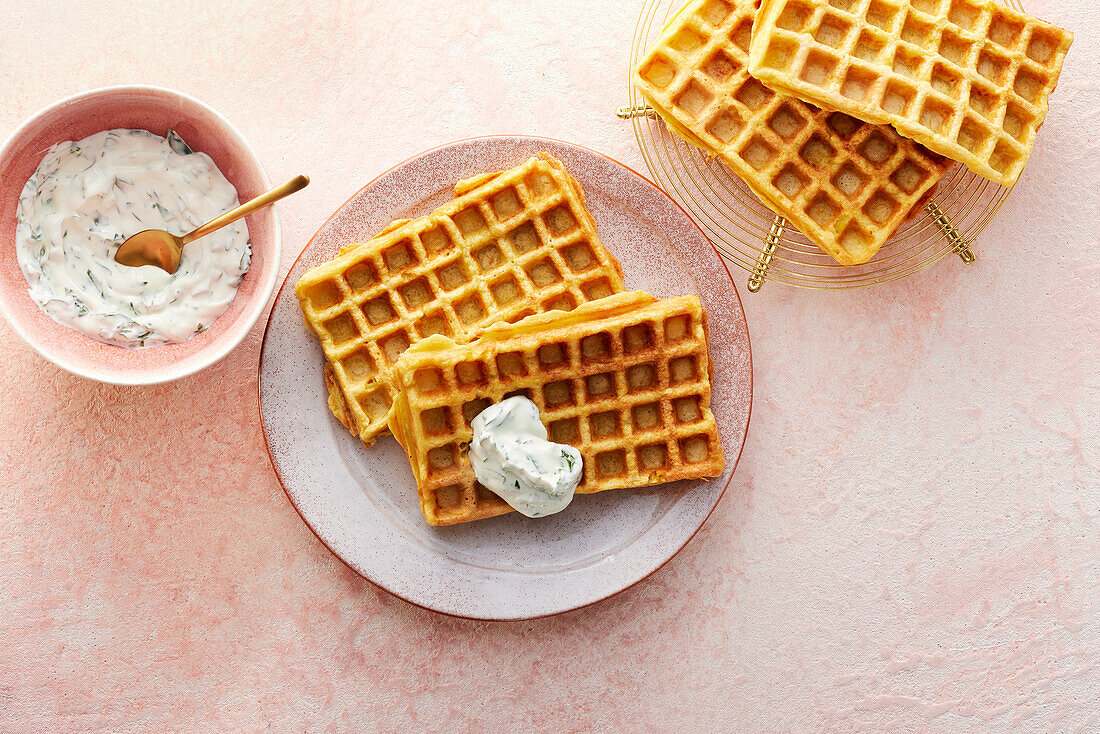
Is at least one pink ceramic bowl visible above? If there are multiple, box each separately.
[0,85,280,384]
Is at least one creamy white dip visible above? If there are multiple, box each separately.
[15,128,250,348]
[469,396,584,518]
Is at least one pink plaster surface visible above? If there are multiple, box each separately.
[0,1,1096,731]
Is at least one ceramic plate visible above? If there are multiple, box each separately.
[258,136,752,620]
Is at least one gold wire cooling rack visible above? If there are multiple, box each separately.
[620,0,1023,291]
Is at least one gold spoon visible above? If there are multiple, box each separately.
[114,174,309,273]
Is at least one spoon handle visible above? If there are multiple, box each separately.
[181,174,309,245]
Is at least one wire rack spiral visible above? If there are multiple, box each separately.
[621,0,1023,290]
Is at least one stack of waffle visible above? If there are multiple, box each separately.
[297,155,726,526]
[633,0,1072,263]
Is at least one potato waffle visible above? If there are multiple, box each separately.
[747,0,1073,187]
[633,0,954,265]
[295,154,627,445]
[389,292,725,526]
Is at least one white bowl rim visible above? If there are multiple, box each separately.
[0,83,279,385]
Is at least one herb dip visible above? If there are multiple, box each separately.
[469,396,583,518]
[15,128,250,348]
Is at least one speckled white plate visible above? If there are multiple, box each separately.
[259,137,752,620]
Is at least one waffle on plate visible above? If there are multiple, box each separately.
[389,292,725,525]
[295,153,627,445]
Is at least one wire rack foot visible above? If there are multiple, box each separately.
[925,200,976,263]
[616,104,658,120]
[748,216,784,292]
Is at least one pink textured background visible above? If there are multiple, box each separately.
[1,1,1097,731]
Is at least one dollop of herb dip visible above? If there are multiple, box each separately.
[469,396,583,518]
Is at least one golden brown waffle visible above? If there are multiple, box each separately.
[633,0,954,265]
[295,154,627,445]
[747,0,1072,187]
[389,292,725,526]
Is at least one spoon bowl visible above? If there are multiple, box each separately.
[114,229,186,272]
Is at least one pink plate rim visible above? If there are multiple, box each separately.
[258,134,753,620]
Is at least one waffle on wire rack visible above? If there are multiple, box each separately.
[747,0,1073,187]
